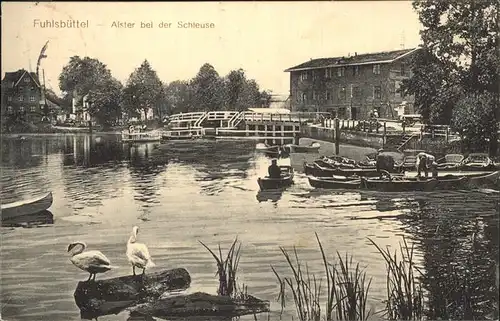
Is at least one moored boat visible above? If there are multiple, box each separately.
[1,192,53,221]
[360,176,439,192]
[466,170,500,189]
[312,162,380,177]
[459,153,496,171]
[283,142,321,153]
[257,166,294,190]
[122,130,161,143]
[308,176,361,189]
[436,154,464,170]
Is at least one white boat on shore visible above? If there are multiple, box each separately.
[1,192,53,221]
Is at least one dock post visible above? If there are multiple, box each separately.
[446,126,449,143]
[402,121,406,135]
[383,122,387,148]
[335,118,340,155]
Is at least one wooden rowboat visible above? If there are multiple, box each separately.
[257,166,294,190]
[1,192,53,221]
[360,177,439,192]
[308,176,361,189]
[283,142,321,153]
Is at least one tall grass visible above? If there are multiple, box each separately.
[271,233,372,321]
[367,236,424,320]
[199,237,242,298]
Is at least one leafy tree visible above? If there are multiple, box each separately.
[191,63,224,111]
[164,80,193,114]
[260,90,273,108]
[86,78,123,127]
[59,56,122,125]
[402,0,499,154]
[452,92,499,153]
[123,60,164,120]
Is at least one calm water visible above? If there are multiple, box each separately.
[1,134,498,321]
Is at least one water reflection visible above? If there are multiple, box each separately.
[1,210,54,228]
[360,190,499,319]
[256,190,284,203]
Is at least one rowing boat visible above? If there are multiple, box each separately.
[308,176,361,189]
[257,166,294,190]
[283,142,321,153]
[360,177,439,192]
[1,192,53,221]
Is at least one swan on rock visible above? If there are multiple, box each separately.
[67,241,115,282]
[126,226,156,276]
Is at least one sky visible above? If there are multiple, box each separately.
[1,1,423,97]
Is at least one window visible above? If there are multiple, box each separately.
[19,106,25,112]
[312,91,318,101]
[30,96,36,102]
[373,85,382,99]
[31,106,36,112]
[353,66,359,76]
[24,77,30,82]
[302,92,307,102]
[18,96,24,101]
[400,63,406,76]
[313,71,319,80]
[373,64,381,75]
[351,85,360,99]
[337,67,345,77]
[326,91,332,101]
[301,72,308,81]
[395,81,401,98]
[339,86,346,100]
[7,106,13,113]
[325,68,332,79]
[7,96,12,102]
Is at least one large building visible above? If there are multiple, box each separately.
[1,69,47,123]
[284,48,420,120]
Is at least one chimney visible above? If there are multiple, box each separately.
[355,52,357,56]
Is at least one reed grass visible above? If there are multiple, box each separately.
[367,236,424,321]
[199,237,242,298]
[272,233,372,321]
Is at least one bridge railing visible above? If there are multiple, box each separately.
[168,112,206,122]
[206,111,238,120]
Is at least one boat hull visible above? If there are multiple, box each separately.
[1,192,53,221]
[258,166,294,190]
[308,177,361,189]
[360,178,439,192]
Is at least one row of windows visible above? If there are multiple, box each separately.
[300,64,383,81]
[296,85,383,102]
[7,96,37,102]
[6,106,38,112]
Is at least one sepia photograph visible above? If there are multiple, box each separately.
[1,1,499,321]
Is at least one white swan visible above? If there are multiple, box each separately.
[126,226,156,276]
[67,241,115,282]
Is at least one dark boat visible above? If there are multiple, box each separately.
[360,176,439,192]
[312,162,380,177]
[257,166,294,190]
[308,176,361,189]
[466,170,500,188]
[1,192,53,221]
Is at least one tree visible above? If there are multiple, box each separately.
[59,56,122,125]
[191,63,224,111]
[402,0,499,154]
[221,69,272,110]
[86,78,123,127]
[164,80,193,114]
[260,90,273,108]
[123,60,164,120]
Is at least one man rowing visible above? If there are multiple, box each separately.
[268,159,282,179]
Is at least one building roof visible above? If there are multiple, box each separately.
[284,48,419,72]
[2,69,41,87]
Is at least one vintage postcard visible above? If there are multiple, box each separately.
[1,1,499,321]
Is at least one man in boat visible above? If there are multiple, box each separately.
[416,152,437,178]
[268,159,282,179]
